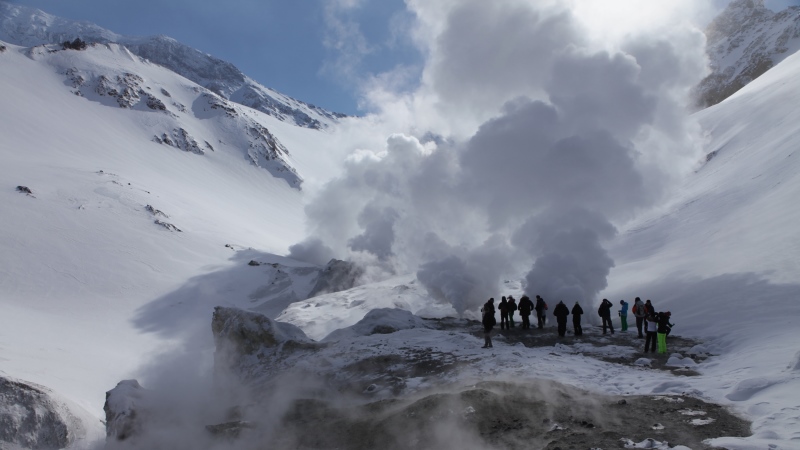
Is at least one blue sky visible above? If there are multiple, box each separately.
[7,0,800,115]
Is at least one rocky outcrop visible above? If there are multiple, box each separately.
[153,128,205,155]
[211,307,320,387]
[695,0,800,108]
[104,379,146,442]
[322,308,430,342]
[0,376,81,449]
[307,259,365,298]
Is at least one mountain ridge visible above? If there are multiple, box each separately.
[0,1,346,129]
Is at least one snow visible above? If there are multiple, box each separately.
[0,9,800,450]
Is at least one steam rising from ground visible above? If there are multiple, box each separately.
[291,0,709,313]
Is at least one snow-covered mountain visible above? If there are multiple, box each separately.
[2,2,800,449]
[0,1,345,129]
[694,0,800,108]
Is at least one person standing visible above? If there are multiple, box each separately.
[535,295,548,329]
[598,299,614,335]
[481,298,496,348]
[572,301,584,336]
[619,300,629,332]
[553,301,570,337]
[644,314,657,353]
[644,299,655,330]
[518,295,534,330]
[656,311,672,354]
[633,297,646,338]
[498,296,509,330]
[507,296,518,328]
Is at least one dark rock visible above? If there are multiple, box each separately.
[144,204,168,218]
[104,379,145,442]
[205,420,255,439]
[154,220,181,232]
[15,185,32,194]
[307,259,364,298]
[61,38,87,50]
[248,260,261,266]
[0,376,75,449]
[618,399,627,405]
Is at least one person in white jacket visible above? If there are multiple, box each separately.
[633,297,647,338]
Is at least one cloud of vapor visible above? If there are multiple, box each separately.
[296,0,709,312]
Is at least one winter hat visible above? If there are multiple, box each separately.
[620,300,624,304]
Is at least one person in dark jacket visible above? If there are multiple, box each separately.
[534,295,548,329]
[571,301,584,336]
[598,298,614,334]
[656,311,673,353]
[518,295,534,330]
[481,298,496,348]
[553,301,570,337]
[498,296,509,330]
[507,295,517,328]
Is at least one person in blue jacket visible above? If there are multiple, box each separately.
[619,300,629,332]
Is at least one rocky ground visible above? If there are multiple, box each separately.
[475,319,706,377]
[215,380,750,450]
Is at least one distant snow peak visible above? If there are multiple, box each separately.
[0,2,344,129]
[694,0,800,108]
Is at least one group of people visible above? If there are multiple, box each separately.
[480,296,674,354]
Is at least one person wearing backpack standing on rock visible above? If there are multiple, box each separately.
[535,295,548,329]
[633,297,646,338]
[572,301,584,336]
[507,296,518,328]
[498,296,509,330]
[553,300,570,337]
[518,295,534,330]
[644,314,658,353]
[481,298,496,348]
[619,300,629,332]
[598,299,614,334]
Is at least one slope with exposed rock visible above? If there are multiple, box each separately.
[695,0,800,108]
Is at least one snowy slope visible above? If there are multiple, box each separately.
[604,49,800,447]
[0,39,323,441]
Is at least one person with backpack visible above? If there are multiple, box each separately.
[657,311,673,353]
[632,297,646,338]
[619,300,629,332]
[598,298,614,334]
[507,296,518,328]
[518,295,534,330]
[572,301,584,336]
[498,296,509,330]
[644,314,658,352]
[553,300,570,337]
[535,295,548,329]
[481,298,496,348]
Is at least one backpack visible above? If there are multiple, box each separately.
[632,304,638,314]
